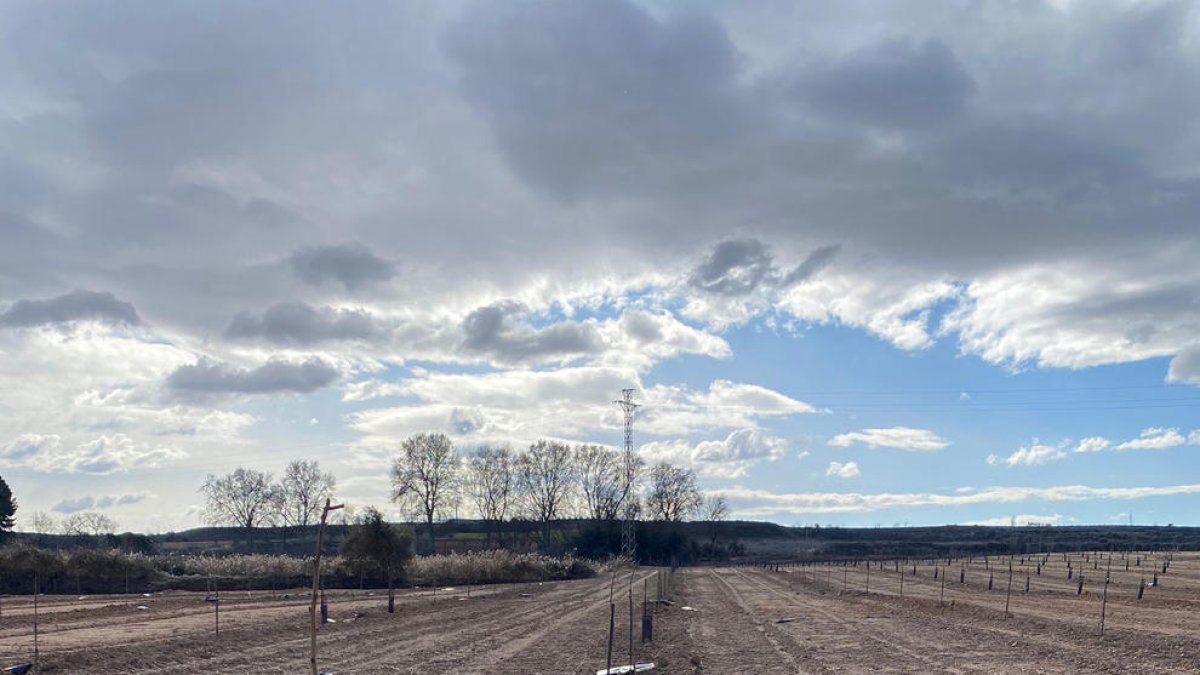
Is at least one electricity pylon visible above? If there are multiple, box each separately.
[614,388,640,563]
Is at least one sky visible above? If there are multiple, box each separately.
[2,0,1200,533]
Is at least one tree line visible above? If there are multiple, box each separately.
[200,434,729,555]
[200,459,337,529]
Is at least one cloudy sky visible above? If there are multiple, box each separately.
[2,0,1200,532]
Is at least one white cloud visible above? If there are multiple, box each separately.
[1,434,62,462]
[825,461,860,478]
[781,275,958,351]
[52,491,155,513]
[0,325,245,483]
[640,429,793,479]
[348,366,637,449]
[342,379,408,402]
[963,514,1064,526]
[829,427,948,451]
[640,379,816,436]
[942,261,1200,370]
[348,368,814,454]
[987,440,1066,467]
[1072,436,1111,453]
[995,428,1198,465]
[3,433,184,474]
[715,483,1200,516]
[601,309,732,368]
[1115,427,1188,451]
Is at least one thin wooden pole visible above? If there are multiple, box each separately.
[309,498,343,675]
[642,578,649,642]
[33,575,40,672]
[1004,559,1014,618]
[606,603,615,673]
[1100,554,1112,635]
[628,585,634,668]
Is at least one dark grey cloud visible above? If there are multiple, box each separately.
[0,290,141,328]
[444,0,751,200]
[449,407,486,435]
[794,38,975,129]
[0,0,1198,378]
[52,492,148,514]
[289,244,396,290]
[226,302,384,345]
[689,240,775,296]
[622,311,665,344]
[460,301,605,364]
[167,357,340,395]
[1168,346,1200,384]
[690,240,839,296]
[781,245,841,287]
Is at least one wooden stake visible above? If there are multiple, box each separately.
[628,586,634,669]
[309,498,343,675]
[606,603,615,673]
[1099,555,1112,635]
[33,574,40,672]
[1004,561,1014,618]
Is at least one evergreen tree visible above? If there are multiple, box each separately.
[341,508,413,613]
[0,474,17,536]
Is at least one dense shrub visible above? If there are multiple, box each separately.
[0,544,599,594]
[407,549,599,585]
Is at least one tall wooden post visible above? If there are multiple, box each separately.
[309,498,343,675]
[628,585,634,668]
[33,575,40,672]
[1004,560,1014,618]
[1099,554,1112,635]
[606,603,615,673]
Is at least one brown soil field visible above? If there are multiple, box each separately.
[1,551,1198,673]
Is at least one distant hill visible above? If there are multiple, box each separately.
[15,520,1197,562]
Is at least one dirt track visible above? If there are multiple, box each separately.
[1,552,1198,673]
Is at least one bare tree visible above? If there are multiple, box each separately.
[575,444,624,520]
[645,462,702,522]
[278,459,337,527]
[391,432,459,553]
[200,467,280,528]
[29,511,57,535]
[516,439,575,547]
[61,511,117,536]
[701,494,730,546]
[464,445,515,545]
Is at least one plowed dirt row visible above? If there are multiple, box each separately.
[0,574,690,674]
[665,565,1200,673]
[2,557,1199,673]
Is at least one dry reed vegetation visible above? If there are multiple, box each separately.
[0,545,601,593]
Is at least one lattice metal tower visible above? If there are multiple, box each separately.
[614,388,640,562]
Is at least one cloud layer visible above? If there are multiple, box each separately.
[3,0,1200,530]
